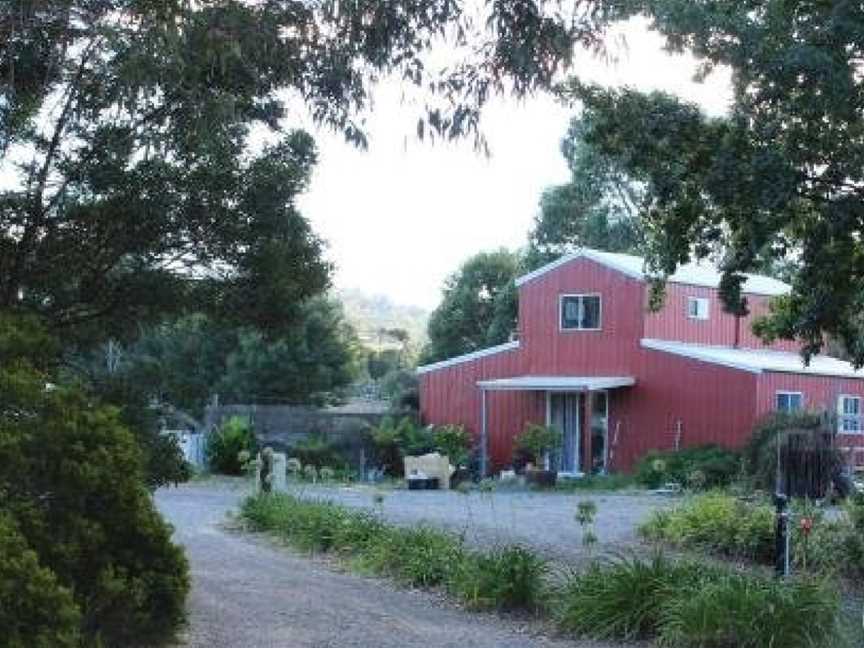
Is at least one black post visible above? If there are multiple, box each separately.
[774,492,790,577]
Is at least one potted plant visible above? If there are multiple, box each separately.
[432,424,472,487]
[515,423,562,488]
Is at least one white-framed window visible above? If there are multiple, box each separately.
[686,297,710,320]
[776,391,803,412]
[838,395,862,434]
[560,294,602,331]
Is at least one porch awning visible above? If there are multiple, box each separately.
[476,375,635,392]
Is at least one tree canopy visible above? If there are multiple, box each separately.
[81,297,360,415]
[526,112,644,267]
[570,0,864,362]
[0,0,623,345]
[422,248,520,363]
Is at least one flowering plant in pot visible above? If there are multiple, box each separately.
[515,423,562,487]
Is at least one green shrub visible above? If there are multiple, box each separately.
[634,445,741,490]
[0,513,81,648]
[556,554,705,640]
[659,573,839,648]
[370,416,432,476]
[289,434,347,469]
[451,545,547,611]
[514,423,562,465]
[794,494,864,577]
[206,416,257,475]
[432,424,472,468]
[0,362,190,647]
[639,492,775,562]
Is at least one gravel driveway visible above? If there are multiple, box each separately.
[288,483,673,563]
[156,482,629,648]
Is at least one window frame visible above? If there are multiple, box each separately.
[686,296,710,320]
[775,390,804,413]
[559,293,603,332]
[838,395,863,435]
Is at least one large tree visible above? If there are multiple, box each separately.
[526,112,644,267]
[570,1,864,362]
[0,0,620,344]
[422,248,520,362]
[81,297,360,416]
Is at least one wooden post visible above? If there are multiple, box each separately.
[583,389,593,475]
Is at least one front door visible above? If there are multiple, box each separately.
[549,391,610,474]
[549,393,580,473]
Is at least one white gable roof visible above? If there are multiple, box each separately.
[416,341,520,375]
[515,248,790,297]
[642,339,864,379]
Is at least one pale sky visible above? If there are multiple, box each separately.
[298,17,733,311]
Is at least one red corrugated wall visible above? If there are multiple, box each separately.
[756,372,864,454]
[419,254,862,474]
[518,257,645,375]
[644,283,800,352]
[608,349,759,470]
[419,346,545,471]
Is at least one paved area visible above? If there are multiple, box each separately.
[156,482,631,648]
[288,483,674,562]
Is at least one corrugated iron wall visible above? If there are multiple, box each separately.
[609,349,759,470]
[419,255,861,474]
[419,346,545,471]
[518,257,645,375]
[644,283,800,352]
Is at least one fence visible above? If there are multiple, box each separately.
[163,429,207,468]
[203,401,395,474]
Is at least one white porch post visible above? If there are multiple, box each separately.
[480,387,488,477]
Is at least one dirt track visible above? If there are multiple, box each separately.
[156,482,627,648]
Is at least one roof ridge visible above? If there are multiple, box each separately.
[515,247,790,296]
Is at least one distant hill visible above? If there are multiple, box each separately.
[336,288,429,350]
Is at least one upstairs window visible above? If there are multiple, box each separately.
[776,391,803,413]
[560,294,601,330]
[838,395,862,434]
[687,297,710,320]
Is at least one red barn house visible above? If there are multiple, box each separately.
[418,249,864,476]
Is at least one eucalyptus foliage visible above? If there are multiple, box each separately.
[571,1,864,362]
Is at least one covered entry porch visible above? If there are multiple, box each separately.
[475,376,635,476]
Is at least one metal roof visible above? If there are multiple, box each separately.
[642,339,864,379]
[416,341,520,375]
[515,248,791,297]
[476,376,636,391]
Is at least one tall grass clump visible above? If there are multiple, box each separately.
[360,525,464,587]
[659,573,840,648]
[450,545,547,611]
[639,492,774,562]
[556,554,840,648]
[556,554,705,640]
[240,493,551,614]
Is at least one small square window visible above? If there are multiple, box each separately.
[839,396,862,434]
[560,295,601,330]
[776,391,803,412]
[686,297,710,320]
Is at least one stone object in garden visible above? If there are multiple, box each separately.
[404,453,453,489]
[271,453,287,492]
[254,449,287,493]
